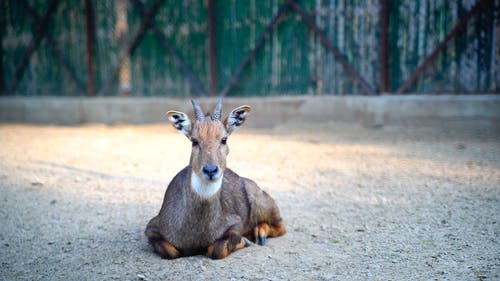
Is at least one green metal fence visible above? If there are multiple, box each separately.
[1,0,499,96]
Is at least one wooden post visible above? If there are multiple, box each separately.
[85,0,96,96]
[207,0,218,96]
[0,0,5,95]
[115,0,132,96]
[379,0,390,93]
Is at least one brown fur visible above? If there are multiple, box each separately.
[145,101,285,259]
[152,240,180,259]
[189,120,228,180]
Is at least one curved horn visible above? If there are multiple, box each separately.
[211,98,223,121]
[191,99,205,121]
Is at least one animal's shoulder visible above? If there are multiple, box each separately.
[164,166,190,200]
[222,168,246,190]
[222,168,263,200]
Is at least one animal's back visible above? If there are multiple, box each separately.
[213,168,283,240]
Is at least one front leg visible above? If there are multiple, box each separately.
[145,217,180,259]
[206,226,251,259]
[151,239,180,259]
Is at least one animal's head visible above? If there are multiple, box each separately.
[166,99,251,196]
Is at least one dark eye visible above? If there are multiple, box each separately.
[191,139,199,147]
[221,137,228,145]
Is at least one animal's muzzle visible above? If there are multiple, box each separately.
[202,164,219,180]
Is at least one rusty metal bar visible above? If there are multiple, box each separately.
[149,25,207,96]
[396,0,487,94]
[288,0,375,95]
[84,0,96,96]
[7,0,59,94]
[207,0,218,96]
[130,0,206,96]
[22,0,85,94]
[47,37,87,94]
[98,0,163,95]
[219,2,290,96]
[379,0,390,93]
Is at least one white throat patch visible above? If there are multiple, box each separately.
[191,172,222,198]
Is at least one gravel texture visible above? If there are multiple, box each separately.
[0,122,499,280]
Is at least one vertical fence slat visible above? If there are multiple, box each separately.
[22,0,86,94]
[208,0,218,96]
[219,2,290,97]
[84,0,96,96]
[0,0,5,95]
[129,0,207,96]
[288,0,375,95]
[2,0,498,96]
[8,0,59,95]
[396,0,488,94]
[379,0,390,93]
[98,0,162,96]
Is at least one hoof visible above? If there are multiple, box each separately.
[260,236,267,246]
[243,237,252,247]
[253,234,267,246]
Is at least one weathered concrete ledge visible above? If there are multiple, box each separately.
[0,95,499,128]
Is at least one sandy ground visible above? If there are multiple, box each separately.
[0,122,499,280]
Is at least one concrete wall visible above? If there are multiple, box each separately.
[0,95,499,128]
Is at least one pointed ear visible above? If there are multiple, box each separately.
[224,105,251,134]
[166,111,192,136]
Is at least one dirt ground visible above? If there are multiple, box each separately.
[0,121,499,280]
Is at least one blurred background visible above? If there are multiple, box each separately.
[1,0,499,97]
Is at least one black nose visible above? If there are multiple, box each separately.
[202,164,219,179]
